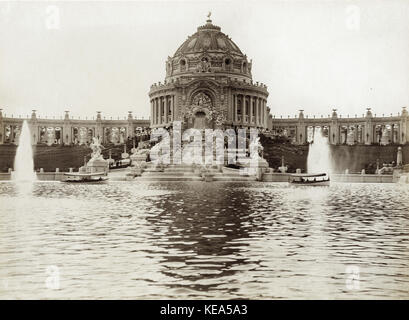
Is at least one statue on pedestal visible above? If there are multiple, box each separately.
[90,137,104,160]
[86,137,108,174]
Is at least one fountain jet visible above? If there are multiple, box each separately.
[307,127,333,174]
[13,120,37,181]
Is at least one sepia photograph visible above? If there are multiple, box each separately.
[0,0,408,308]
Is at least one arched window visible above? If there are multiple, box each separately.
[180,59,186,72]
[224,57,232,71]
[237,98,242,115]
[166,61,172,75]
[242,62,247,73]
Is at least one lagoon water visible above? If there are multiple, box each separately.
[0,181,408,299]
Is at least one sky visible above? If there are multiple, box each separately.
[0,0,408,120]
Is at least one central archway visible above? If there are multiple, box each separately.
[187,91,214,129]
[193,111,206,129]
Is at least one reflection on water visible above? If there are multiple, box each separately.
[0,181,408,299]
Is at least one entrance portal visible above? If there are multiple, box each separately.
[193,111,206,129]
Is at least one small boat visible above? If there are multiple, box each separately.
[289,173,330,186]
[62,172,109,183]
[109,158,131,170]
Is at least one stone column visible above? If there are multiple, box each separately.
[353,125,357,144]
[301,125,307,144]
[160,97,164,125]
[329,123,335,145]
[228,92,232,122]
[396,124,400,144]
[156,98,159,125]
[262,100,266,128]
[397,146,403,166]
[161,96,167,124]
[401,118,407,144]
[30,122,38,145]
[374,124,377,144]
[264,100,268,128]
[157,98,160,125]
[153,98,156,125]
[127,111,134,139]
[172,95,176,122]
[242,95,246,124]
[265,101,268,128]
[168,96,171,124]
[364,121,371,144]
[169,96,173,122]
[163,96,166,125]
[258,98,262,127]
[250,96,254,125]
[10,125,15,144]
[234,94,237,123]
[150,100,153,126]
[390,124,394,144]
[94,112,102,142]
[152,99,156,125]
[254,97,258,126]
[159,97,162,125]
[259,98,262,126]
[247,96,250,124]
[241,95,245,126]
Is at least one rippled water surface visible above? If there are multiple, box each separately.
[0,181,408,299]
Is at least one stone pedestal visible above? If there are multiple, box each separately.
[128,149,150,177]
[249,157,269,181]
[86,157,108,174]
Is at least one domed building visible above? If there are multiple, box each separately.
[149,16,270,131]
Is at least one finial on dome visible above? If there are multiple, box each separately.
[206,11,212,23]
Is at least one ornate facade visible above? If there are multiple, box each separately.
[0,109,150,146]
[149,17,270,130]
[270,107,409,145]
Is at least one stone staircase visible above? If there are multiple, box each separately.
[135,163,202,181]
[133,163,257,182]
[213,167,256,182]
[127,133,264,182]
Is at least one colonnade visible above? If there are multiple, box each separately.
[232,94,267,127]
[0,110,150,146]
[151,95,176,126]
[270,108,409,145]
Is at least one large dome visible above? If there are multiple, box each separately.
[165,17,253,80]
[150,15,270,132]
[173,19,244,57]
